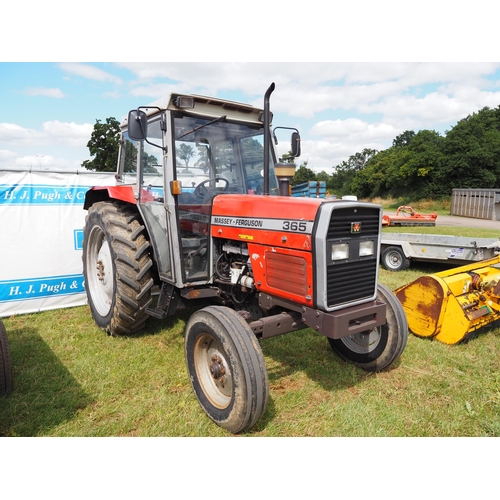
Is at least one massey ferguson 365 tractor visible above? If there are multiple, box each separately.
[82,83,408,433]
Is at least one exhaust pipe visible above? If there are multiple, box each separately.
[263,82,275,196]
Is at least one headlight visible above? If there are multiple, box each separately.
[359,240,375,257]
[331,243,349,261]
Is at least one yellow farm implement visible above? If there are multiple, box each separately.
[395,255,500,344]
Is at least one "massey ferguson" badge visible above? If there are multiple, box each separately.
[351,222,361,233]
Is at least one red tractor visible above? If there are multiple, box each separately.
[82,83,408,433]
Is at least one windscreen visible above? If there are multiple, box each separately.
[173,114,278,201]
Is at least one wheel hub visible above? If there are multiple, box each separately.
[96,259,105,281]
[193,334,233,409]
[342,327,381,354]
[210,354,226,386]
[87,225,113,317]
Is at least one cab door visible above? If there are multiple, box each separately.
[133,115,175,282]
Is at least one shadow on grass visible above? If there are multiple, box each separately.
[261,329,373,389]
[122,308,195,339]
[248,329,378,434]
[0,326,93,437]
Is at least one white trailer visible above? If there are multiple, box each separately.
[380,233,500,271]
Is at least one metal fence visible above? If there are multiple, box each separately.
[450,189,500,221]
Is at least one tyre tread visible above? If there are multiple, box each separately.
[83,202,154,335]
[185,306,269,433]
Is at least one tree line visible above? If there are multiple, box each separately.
[83,105,500,201]
[291,105,500,200]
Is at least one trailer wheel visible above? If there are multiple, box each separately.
[381,246,410,271]
[83,201,154,336]
[185,306,269,433]
[0,320,13,396]
[328,283,408,372]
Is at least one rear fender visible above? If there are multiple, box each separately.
[84,185,137,210]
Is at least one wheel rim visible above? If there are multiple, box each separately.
[193,333,233,409]
[86,225,114,317]
[386,251,402,270]
[340,326,383,354]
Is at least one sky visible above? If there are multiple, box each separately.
[2,2,500,175]
[3,61,500,174]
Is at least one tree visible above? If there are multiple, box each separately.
[350,148,403,198]
[82,117,121,172]
[331,148,378,196]
[291,161,316,185]
[177,143,196,168]
[349,133,445,199]
[441,106,500,189]
[392,130,415,148]
[401,130,445,198]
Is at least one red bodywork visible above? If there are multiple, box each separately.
[85,186,324,307]
[212,195,323,307]
[83,185,156,210]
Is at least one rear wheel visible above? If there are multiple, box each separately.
[381,246,410,271]
[82,201,154,335]
[185,306,269,433]
[0,320,13,396]
[328,283,408,372]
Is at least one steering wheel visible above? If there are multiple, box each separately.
[193,177,229,199]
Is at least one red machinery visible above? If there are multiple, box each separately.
[382,205,437,227]
[82,84,408,433]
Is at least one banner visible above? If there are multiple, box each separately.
[0,170,116,317]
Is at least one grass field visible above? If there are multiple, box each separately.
[1,225,500,438]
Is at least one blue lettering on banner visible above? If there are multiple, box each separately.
[0,275,85,302]
[74,229,84,250]
[0,184,91,205]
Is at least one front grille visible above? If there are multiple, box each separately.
[326,206,380,308]
[327,207,380,238]
[327,259,378,306]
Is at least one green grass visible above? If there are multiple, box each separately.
[2,225,500,437]
[382,225,500,238]
[371,196,453,215]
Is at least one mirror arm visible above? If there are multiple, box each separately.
[272,126,301,158]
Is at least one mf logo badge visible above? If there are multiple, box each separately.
[351,222,361,233]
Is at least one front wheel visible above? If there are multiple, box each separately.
[328,283,408,372]
[184,306,269,433]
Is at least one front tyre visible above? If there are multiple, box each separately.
[185,306,269,433]
[82,202,154,336]
[328,283,408,372]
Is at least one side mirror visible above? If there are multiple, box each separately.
[273,126,301,158]
[128,109,148,141]
[291,131,301,158]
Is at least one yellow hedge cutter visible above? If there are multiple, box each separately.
[395,255,500,344]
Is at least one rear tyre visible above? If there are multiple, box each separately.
[185,306,268,433]
[328,283,408,372]
[82,201,154,336]
[381,246,410,271]
[0,320,13,396]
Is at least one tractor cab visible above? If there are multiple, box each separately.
[112,91,299,287]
